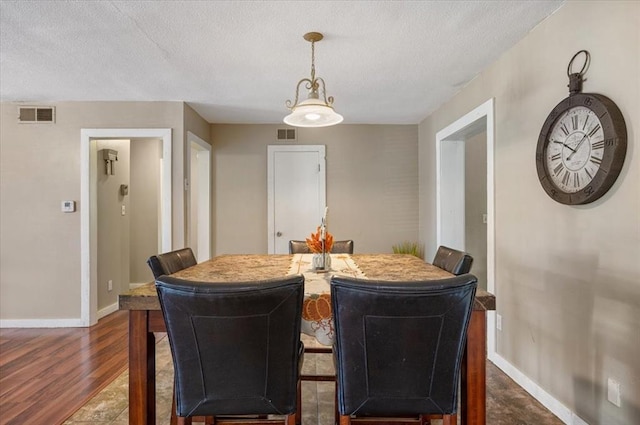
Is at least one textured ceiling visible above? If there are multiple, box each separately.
[0,1,564,124]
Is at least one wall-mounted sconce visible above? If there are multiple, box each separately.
[102,149,118,175]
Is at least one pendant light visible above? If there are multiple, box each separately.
[284,32,343,128]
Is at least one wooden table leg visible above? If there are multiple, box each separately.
[129,310,156,425]
[460,309,487,425]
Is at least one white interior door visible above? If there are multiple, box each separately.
[268,145,326,254]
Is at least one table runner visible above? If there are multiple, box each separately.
[289,253,365,345]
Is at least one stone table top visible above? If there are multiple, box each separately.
[119,254,495,311]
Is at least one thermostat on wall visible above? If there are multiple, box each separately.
[61,200,76,213]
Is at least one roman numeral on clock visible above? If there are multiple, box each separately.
[592,140,604,149]
[561,123,570,136]
[571,116,578,130]
[550,153,561,161]
[585,168,593,180]
[562,170,570,186]
[590,155,602,166]
[553,162,564,175]
[588,124,601,138]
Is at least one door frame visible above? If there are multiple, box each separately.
[186,131,212,262]
[435,98,495,356]
[267,145,326,254]
[80,128,172,326]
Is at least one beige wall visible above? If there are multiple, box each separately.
[129,138,162,284]
[465,131,487,290]
[211,124,418,255]
[0,101,191,322]
[419,2,639,423]
[96,139,130,311]
[184,103,212,252]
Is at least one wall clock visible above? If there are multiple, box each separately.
[536,50,627,205]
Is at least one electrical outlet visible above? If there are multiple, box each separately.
[607,378,621,407]
[496,314,503,331]
[108,280,113,291]
[121,205,126,216]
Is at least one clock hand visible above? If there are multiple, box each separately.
[552,139,576,153]
[567,134,588,160]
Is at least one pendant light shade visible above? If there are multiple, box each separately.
[284,32,343,128]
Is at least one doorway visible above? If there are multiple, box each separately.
[187,131,212,262]
[80,128,172,326]
[435,99,496,354]
[267,145,326,254]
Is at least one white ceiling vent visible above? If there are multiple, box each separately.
[277,128,296,142]
[18,106,55,123]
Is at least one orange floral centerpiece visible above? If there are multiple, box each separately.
[306,208,332,271]
[305,226,334,253]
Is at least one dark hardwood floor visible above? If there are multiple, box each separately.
[2,310,564,425]
[0,311,129,425]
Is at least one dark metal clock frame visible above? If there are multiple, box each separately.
[535,50,627,205]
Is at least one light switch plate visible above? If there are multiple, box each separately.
[61,200,76,213]
[607,378,621,407]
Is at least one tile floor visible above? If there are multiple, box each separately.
[63,335,563,425]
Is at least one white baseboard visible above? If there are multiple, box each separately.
[0,318,86,328]
[1,299,126,328]
[490,353,590,425]
[97,302,119,320]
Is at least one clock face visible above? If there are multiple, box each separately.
[545,106,604,193]
[536,93,627,205]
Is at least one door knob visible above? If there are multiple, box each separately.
[276,231,283,237]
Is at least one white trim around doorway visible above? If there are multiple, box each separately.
[435,98,495,351]
[80,128,172,326]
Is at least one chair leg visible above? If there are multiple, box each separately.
[296,380,302,425]
[171,382,178,425]
[177,417,193,425]
[339,414,351,425]
[442,414,457,425]
[419,414,432,425]
[286,413,296,425]
[334,380,340,425]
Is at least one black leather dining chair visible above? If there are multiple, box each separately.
[432,245,473,275]
[331,240,354,254]
[147,247,197,278]
[289,240,312,254]
[330,274,478,425]
[289,239,354,254]
[156,274,305,425]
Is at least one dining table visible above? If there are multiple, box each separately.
[119,253,495,425]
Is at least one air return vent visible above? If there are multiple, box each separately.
[277,128,296,141]
[18,106,55,123]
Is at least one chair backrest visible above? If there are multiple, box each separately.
[156,275,304,417]
[147,247,197,278]
[432,245,473,275]
[289,240,311,254]
[331,274,477,417]
[331,240,354,254]
[289,239,354,254]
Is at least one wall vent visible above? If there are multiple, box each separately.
[277,128,297,141]
[18,106,55,123]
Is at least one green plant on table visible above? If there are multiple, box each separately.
[392,241,423,259]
